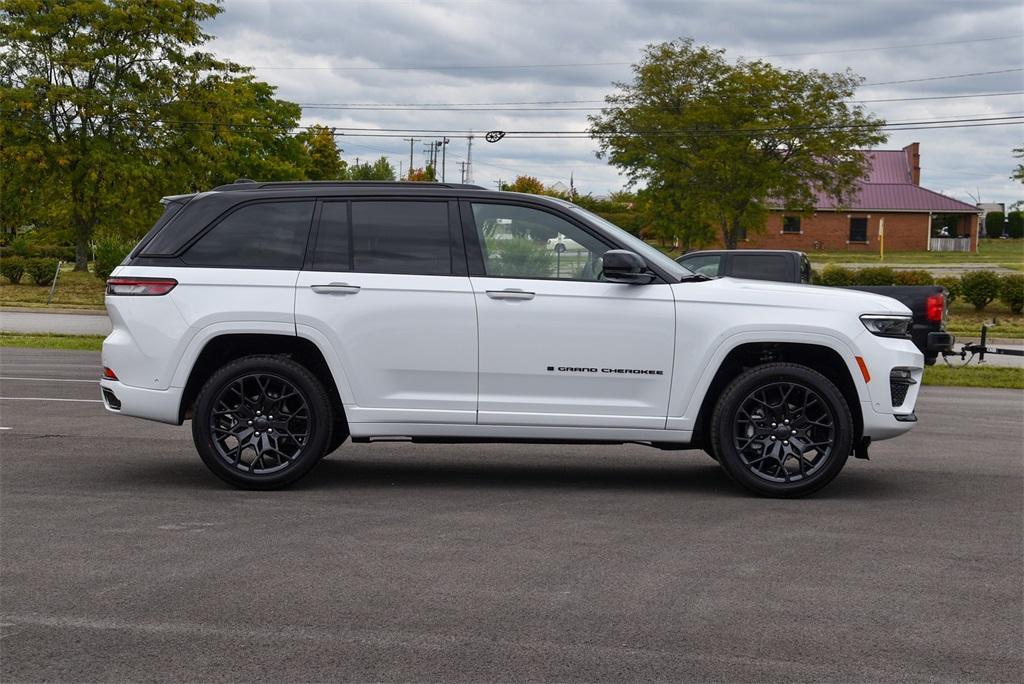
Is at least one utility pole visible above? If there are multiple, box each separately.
[458,161,468,183]
[494,179,504,191]
[440,137,449,182]
[465,133,474,184]
[403,137,419,180]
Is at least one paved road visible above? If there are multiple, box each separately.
[0,310,112,335]
[1,348,1022,682]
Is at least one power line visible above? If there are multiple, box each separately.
[861,67,1024,87]
[235,35,1023,70]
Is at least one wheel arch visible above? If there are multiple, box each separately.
[688,341,863,449]
[177,333,346,424]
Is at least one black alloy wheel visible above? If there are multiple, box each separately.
[192,355,333,489]
[711,363,853,498]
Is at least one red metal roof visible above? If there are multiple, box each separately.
[811,148,978,213]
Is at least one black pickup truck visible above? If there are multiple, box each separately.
[676,249,955,364]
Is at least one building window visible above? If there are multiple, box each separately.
[849,217,868,243]
[782,216,801,234]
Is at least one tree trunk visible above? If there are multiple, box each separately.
[70,165,90,271]
[721,220,737,250]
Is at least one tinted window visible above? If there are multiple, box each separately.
[472,203,609,280]
[351,201,451,275]
[677,254,721,277]
[849,217,868,243]
[183,201,313,269]
[731,253,789,282]
[312,202,351,271]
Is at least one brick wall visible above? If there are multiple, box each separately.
[717,211,978,252]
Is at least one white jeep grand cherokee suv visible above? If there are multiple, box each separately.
[101,181,923,497]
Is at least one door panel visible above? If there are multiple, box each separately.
[295,273,477,423]
[463,201,676,428]
[472,277,676,427]
[295,199,477,424]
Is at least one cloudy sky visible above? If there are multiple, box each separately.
[204,0,1023,206]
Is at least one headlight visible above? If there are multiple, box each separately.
[860,314,912,338]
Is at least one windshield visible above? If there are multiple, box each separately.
[558,202,694,281]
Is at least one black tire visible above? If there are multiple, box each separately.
[192,355,334,489]
[710,363,853,498]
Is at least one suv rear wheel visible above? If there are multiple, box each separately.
[192,355,333,489]
[711,363,852,498]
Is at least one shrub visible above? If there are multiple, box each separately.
[999,273,1024,314]
[24,258,60,286]
[935,276,961,304]
[959,270,1002,311]
[32,244,76,261]
[892,269,935,286]
[816,264,854,286]
[0,256,26,284]
[486,238,554,278]
[851,266,897,286]
[93,233,137,281]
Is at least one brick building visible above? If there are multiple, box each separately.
[734,143,980,252]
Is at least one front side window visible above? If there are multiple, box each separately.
[471,203,609,280]
[351,201,451,275]
[183,201,313,269]
[849,217,868,243]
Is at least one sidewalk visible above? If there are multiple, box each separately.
[1,309,112,335]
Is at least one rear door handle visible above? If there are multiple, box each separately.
[486,289,535,300]
[310,282,361,295]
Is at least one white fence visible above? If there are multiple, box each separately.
[929,237,972,252]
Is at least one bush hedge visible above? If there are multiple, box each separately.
[93,234,138,281]
[1000,273,1024,314]
[24,258,60,286]
[959,270,1002,311]
[935,276,961,304]
[0,256,26,284]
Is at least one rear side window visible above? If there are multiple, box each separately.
[183,201,314,269]
[731,253,789,282]
[350,201,451,275]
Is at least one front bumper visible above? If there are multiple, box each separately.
[99,379,183,425]
[857,333,924,441]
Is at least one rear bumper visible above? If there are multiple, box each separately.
[99,379,182,425]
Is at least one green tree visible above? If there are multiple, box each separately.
[407,164,437,182]
[349,156,396,181]
[297,124,345,181]
[503,175,546,194]
[589,39,886,248]
[984,211,1006,237]
[1012,146,1023,184]
[0,0,305,269]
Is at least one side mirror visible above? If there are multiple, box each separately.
[602,250,656,284]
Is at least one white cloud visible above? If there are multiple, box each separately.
[205,0,1024,205]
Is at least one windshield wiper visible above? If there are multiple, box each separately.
[678,273,712,282]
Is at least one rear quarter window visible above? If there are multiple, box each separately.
[182,201,314,269]
[730,253,790,282]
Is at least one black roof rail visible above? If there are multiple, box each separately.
[211,180,486,192]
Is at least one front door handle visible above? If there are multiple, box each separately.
[310,282,361,295]
[486,289,535,300]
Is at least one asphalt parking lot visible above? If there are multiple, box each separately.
[1,347,1022,682]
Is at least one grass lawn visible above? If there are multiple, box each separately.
[923,364,1024,390]
[946,304,1024,339]
[0,332,106,351]
[0,265,106,309]
[809,238,1024,268]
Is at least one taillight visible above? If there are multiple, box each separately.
[926,293,944,322]
[106,277,177,296]
[102,367,118,380]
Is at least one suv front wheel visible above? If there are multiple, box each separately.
[711,363,853,498]
[192,355,334,489]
